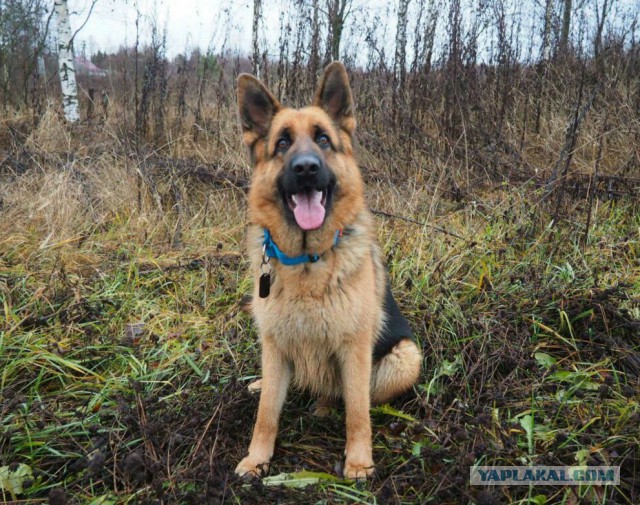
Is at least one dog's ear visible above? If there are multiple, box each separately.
[237,74,280,145]
[313,62,355,135]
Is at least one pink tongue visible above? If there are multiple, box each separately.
[292,190,325,230]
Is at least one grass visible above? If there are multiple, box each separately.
[1,101,639,504]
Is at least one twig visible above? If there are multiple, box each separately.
[583,112,608,247]
[543,69,602,206]
[189,402,222,467]
[372,209,467,241]
[171,179,184,250]
[69,0,99,46]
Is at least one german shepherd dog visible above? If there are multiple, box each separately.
[235,62,422,479]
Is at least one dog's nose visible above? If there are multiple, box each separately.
[291,154,321,179]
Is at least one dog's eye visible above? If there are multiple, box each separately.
[276,137,290,152]
[317,134,331,149]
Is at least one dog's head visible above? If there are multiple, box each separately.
[238,62,365,251]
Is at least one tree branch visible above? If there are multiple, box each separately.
[371,209,467,241]
[69,0,99,46]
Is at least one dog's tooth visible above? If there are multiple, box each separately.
[291,194,298,204]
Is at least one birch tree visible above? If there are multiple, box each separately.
[55,0,80,122]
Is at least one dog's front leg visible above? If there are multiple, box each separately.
[235,336,291,477]
[340,336,374,479]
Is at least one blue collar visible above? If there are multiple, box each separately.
[263,228,343,266]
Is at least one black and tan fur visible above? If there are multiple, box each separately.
[235,62,421,479]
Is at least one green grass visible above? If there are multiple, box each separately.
[1,172,639,503]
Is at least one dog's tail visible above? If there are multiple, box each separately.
[370,338,422,404]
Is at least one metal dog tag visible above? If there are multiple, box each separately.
[259,273,271,298]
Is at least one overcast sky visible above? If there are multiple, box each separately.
[69,0,259,57]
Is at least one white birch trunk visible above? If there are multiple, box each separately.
[55,0,80,123]
[38,55,46,79]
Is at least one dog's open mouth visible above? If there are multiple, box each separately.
[286,189,327,230]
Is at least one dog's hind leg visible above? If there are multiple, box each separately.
[247,378,262,393]
[310,396,335,417]
[370,338,421,405]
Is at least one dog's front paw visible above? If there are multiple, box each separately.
[235,456,270,478]
[343,457,374,480]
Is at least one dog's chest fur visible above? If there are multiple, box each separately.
[248,217,385,396]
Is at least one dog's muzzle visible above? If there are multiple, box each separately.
[280,153,335,231]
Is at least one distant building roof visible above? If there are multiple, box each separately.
[74,57,108,77]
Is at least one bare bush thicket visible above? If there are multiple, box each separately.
[0,0,637,235]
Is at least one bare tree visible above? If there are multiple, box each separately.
[594,0,613,58]
[394,0,410,90]
[541,0,554,61]
[55,0,79,122]
[287,0,310,102]
[560,0,572,53]
[136,20,168,140]
[0,0,50,110]
[252,0,262,78]
[309,0,321,86]
[536,0,555,133]
[276,10,290,101]
[326,0,350,62]
[420,0,438,74]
